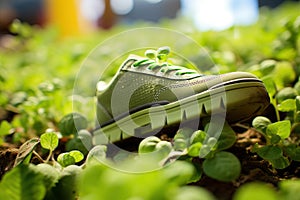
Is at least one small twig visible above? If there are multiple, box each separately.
[33,150,45,163]
[233,123,251,130]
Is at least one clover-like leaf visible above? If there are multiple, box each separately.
[58,112,88,136]
[138,136,161,154]
[203,151,241,182]
[215,122,237,150]
[269,156,290,169]
[266,120,291,139]
[262,76,277,97]
[283,144,300,162]
[252,116,272,133]
[256,145,283,160]
[69,150,84,163]
[40,132,59,151]
[278,99,296,112]
[190,130,206,145]
[188,142,202,157]
[57,153,76,167]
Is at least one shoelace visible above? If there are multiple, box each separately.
[132,59,199,76]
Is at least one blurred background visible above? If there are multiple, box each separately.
[0,0,299,37]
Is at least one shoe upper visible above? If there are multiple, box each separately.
[96,48,259,127]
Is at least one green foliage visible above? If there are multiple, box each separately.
[202,151,241,182]
[58,112,88,136]
[0,164,47,200]
[79,159,212,200]
[40,132,59,151]
[57,150,84,167]
[233,182,278,200]
[138,121,240,182]
[0,120,12,145]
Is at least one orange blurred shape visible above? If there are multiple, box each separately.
[45,0,93,37]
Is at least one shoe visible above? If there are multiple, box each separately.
[93,47,270,144]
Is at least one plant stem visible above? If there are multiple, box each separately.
[33,151,45,163]
[45,150,53,163]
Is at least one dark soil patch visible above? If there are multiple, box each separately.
[0,143,18,180]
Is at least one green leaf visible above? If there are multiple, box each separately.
[266,120,291,139]
[283,144,300,161]
[86,145,107,165]
[260,59,276,75]
[279,179,300,200]
[233,182,277,200]
[35,163,60,189]
[0,164,46,200]
[203,151,241,182]
[276,87,298,103]
[69,150,84,163]
[278,99,296,112]
[270,134,281,144]
[174,186,216,200]
[0,120,12,136]
[40,132,59,151]
[58,112,88,136]
[273,61,296,89]
[145,49,157,59]
[163,160,200,185]
[295,96,300,111]
[190,130,206,145]
[154,141,172,159]
[173,128,193,151]
[252,116,272,133]
[188,142,202,157]
[57,153,76,167]
[174,138,188,151]
[256,145,283,160]
[214,121,236,151]
[14,138,40,167]
[262,76,277,97]
[269,156,290,169]
[138,136,161,154]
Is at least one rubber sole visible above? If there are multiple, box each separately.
[93,80,270,144]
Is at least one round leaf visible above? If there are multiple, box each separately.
[203,151,241,182]
[256,146,283,160]
[69,150,84,163]
[278,99,296,112]
[216,122,237,150]
[58,113,88,136]
[40,132,59,151]
[252,116,272,133]
[266,120,291,139]
[57,153,76,167]
[188,142,202,157]
[233,182,277,200]
[138,136,161,154]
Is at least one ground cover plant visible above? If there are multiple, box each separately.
[0,2,300,200]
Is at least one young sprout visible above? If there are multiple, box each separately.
[157,46,171,63]
[145,49,157,60]
[157,46,170,55]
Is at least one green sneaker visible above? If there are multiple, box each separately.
[93,47,270,144]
